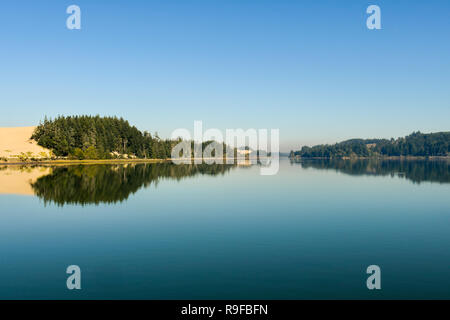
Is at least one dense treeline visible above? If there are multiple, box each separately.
[31,115,237,160]
[290,131,450,158]
[31,115,180,159]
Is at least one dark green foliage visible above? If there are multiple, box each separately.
[291,131,450,158]
[31,115,177,159]
[31,163,235,206]
[292,158,450,184]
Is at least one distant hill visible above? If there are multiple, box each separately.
[290,131,450,158]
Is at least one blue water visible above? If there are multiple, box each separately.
[0,159,449,299]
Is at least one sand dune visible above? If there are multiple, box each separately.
[0,127,51,159]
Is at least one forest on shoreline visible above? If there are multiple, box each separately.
[30,115,233,161]
[290,131,450,159]
[31,115,176,160]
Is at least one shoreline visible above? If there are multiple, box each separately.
[0,157,269,166]
[0,159,169,166]
[2,155,448,166]
[290,156,450,160]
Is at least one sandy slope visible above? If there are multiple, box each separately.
[0,127,51,158]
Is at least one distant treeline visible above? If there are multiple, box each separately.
[290,132,450,158]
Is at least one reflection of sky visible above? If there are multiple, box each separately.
[0,160,449,299]
[1,1,450,151]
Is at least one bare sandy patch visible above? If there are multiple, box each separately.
[0,126,51,159]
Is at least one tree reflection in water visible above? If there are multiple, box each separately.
[31,163,235,206]
[292,158,450,184]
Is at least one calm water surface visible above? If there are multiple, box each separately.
[0,159,449,299]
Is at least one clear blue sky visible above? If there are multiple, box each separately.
[0,0,449,151]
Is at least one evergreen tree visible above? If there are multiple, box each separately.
[31,115,177,160]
